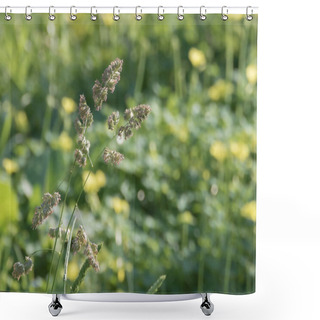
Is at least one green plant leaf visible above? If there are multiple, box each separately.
[147,274,166,294]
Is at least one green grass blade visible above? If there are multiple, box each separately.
[0,107,12,154]
[70,243,102,294]
[147,274,166,294]
[63,215,77,294]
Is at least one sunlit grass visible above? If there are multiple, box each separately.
[0,14,257,294]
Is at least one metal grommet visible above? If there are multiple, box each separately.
[91,6,97,21]
[200,6,207,21]
[25,6,32,21]
[70,6,77,21]
[246,6,253,21]
[221,6,228,21]
[4,6,12,21]
[158,6,164,21]
[113,6,120,21]
[177,6,184,21]
[49,6,56,21]
[135,6,142,21]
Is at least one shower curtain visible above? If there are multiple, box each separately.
[0,11,257,296]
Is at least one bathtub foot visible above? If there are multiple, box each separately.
[48,294,63,317]
[200,293,214,316]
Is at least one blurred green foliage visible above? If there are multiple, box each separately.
[0,14,257,294]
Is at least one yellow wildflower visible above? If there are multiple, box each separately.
[169,125,189,143]
[208,80,233,101]
[15,111,29,132]
[161,182,169,194]
[67,260,80,281]
[95,170,106,188]
[230,141,250,161]
[2,158,19,174]
[228,14,243,21]
[117,268,125,283]
[82,170,106,193]
[62,97,77,114]
[251,133,257,149]
[246,64,257,84]
[102,14,114,26]
[177,127,188,143]
[149,141,158,160]
[58,132,73,151]
[112,197,129,215]
[241,201,256,221]
[210,141,227,162]
[202,170,210,181]
[188,48,206,69]
[178,211,194,225]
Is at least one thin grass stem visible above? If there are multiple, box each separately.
[63,215,77,293]
[46,160,76,293]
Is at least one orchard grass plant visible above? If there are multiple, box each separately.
[11,58,152,294]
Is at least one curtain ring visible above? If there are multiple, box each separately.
[90,6,97,21]
[25,6,32,21]
[200,6,207,21]
[177,6,184,21]
[158,6,164,21]
[70,6,77,21]
[135,6,142,21]
[4,6,12,21]
[113,6,120,21]
[246,6,253,21]
[221,6,228,21]
[49,6,56,21]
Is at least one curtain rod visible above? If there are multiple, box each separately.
[0,6,259,15]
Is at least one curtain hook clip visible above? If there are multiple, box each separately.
[113,6,120,21]
[177,6,184,21]
[221,6,228,21]
[158,6,164,21]
[49,6,56,21]
[246,6,253,21]
[25,6,32,21]
[5,6,12,21]
[135,6,142,21]
[91,6,97,21]
[200,6,207,21]
[70,6,77,21]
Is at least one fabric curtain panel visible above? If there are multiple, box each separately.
[0,12,257,296]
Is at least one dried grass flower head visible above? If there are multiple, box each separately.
[78,95,93,128]
[18,58,150,286]
[12,262,25,281]
[71,225,100,272]
[107,111,120,131]
[93,58,123,111]
[72,225,88,254]
[31,192,61,229]
[74,95,94,167]
[74,149,87,167]
[103,148,124,166]
[118,104,151,140]
[48,227,70,241]
[12,257,33,280]
[84,242,100,272]
[24,256,33,274]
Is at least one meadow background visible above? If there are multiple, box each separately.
[0,14,257,294]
